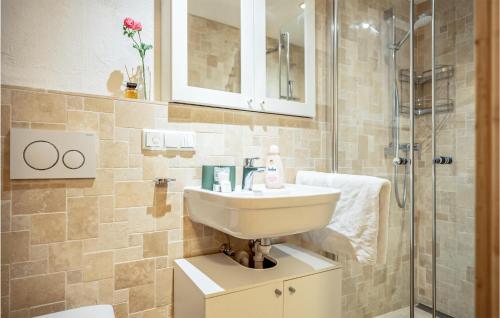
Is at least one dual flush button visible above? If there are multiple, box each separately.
[10,129,96,180]
[23,141,85,171]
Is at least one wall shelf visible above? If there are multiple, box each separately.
[400,98,455,116]
[399,65,455,116]
[399,65,454,85]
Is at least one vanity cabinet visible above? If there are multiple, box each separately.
[206,281,284,318]
[284,270,341,318]
[162,0,316,117]
[174,244,342,318]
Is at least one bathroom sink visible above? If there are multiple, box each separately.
[184,184,341,239]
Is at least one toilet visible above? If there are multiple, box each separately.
[34,305,115,318]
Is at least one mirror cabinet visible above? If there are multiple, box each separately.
[163,0,316,117]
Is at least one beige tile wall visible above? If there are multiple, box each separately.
[0,80,330,318]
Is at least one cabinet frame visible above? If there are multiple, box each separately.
[169,0,255,111]
[254,0,316,117]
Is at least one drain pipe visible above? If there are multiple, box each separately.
[253,238,272,269]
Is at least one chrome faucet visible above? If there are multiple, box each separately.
[242,158,265,191]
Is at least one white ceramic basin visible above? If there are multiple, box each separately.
[184,184,341,239]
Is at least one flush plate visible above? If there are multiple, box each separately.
[10,128,96,179]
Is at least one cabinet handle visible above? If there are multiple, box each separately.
[288,286,296,293]
[247,99,253,107]
[274,289,282,296]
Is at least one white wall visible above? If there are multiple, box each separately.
[1,0,155,98]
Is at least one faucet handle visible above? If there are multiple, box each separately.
[244,157,260,168]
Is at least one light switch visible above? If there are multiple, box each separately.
[180,132,196,149]
[163,132,179,149]
[143,129,166,150]
[142,129,196,151]
[145,131,164,148]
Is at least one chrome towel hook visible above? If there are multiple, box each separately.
[154,178,176,185]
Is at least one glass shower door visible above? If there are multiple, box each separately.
[413,0,476,317]
[334,0,412,317]
[333,0,475,317]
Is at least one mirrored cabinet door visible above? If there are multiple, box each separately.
[167,0,315,117]
[170,0,254,110]
[255,0,315,117]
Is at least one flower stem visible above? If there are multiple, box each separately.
[141,56,147,100]
[137,31,147,100]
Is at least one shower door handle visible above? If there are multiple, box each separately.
[393,157,410,166]
[433,156,453,165]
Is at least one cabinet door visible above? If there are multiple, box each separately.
[170,0,255,110]
[284,270,342,318]
[254,0,316,117]
[206,281,284,318]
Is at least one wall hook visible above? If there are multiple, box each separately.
[154,178,176,185]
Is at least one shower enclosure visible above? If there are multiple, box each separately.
[331,0,475,317]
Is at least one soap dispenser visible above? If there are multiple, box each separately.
[265,145,284,189]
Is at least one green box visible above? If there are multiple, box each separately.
[201,165,236,191]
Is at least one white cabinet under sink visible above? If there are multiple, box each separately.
[206,281,284,318]
[284,270,341,318]
[174,244,342,318]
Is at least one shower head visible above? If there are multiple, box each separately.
[390,13,432,50]
[414,13,431,29]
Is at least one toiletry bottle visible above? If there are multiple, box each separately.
[265,145,284,189]
[124,82,138,99]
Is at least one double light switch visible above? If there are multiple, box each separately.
[143,129,196,151]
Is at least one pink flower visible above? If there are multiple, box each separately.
[131,21,143,31]
[123,17,135,29]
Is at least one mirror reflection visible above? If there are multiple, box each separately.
[266,0,305,102]
[187,0,242,93]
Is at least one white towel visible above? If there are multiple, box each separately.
[296,171,391,264]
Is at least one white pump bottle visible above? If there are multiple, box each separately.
[265,145,284,189]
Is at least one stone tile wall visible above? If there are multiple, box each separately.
[0,1,334,315]
[0,85,330,318]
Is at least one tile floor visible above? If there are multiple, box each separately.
[375,307,431,318]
